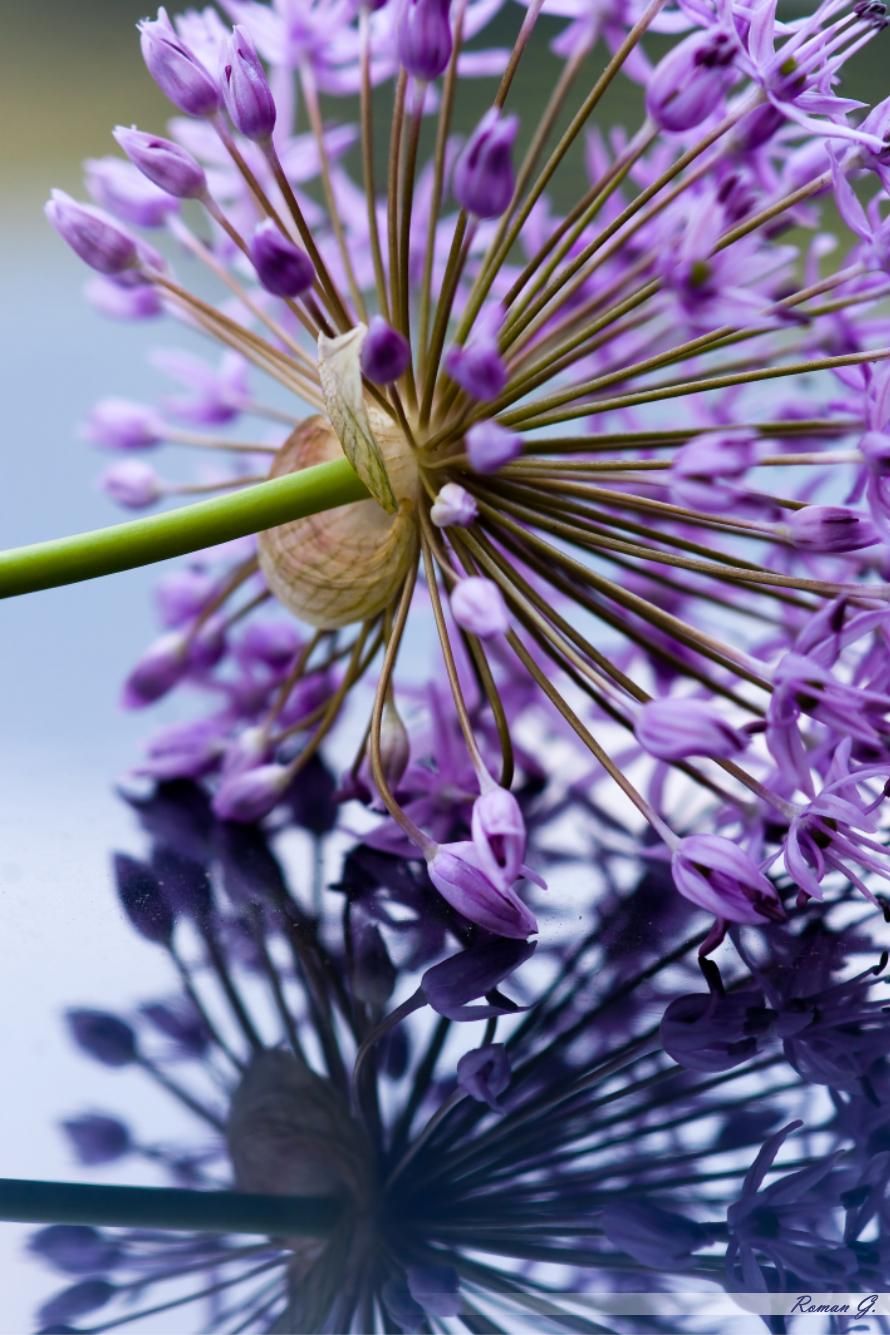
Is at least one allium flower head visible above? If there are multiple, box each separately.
[45,0,890,935]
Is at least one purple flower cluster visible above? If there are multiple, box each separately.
[43,0,890,942]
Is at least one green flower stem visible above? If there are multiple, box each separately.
[0,458,368,600]
[0,1177,340,1235]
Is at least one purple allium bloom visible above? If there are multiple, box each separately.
[420,937,536,1018]
[212,762,290,822]
[465,420,521,473]
[430,482,477,527]
[60,1114,132,1166]
[398,0,452,80]
[671,835,784,925]
[787,504,880,553]
[139,8,221,117]
[37,1279,115,1328]
[44,192,138,275]
[456,1041,511,1108]
[427,840,537,938]
[81,399,163,450]
[635,698,749,761]
[445,339,507,402]
[646,29,737,133]
[361,316,411,384]
[99,459,162,509]
[471,784,526,885]
[30,1226,122,1276]
[452,109,518,219]
[84,158,178,229]
[113,127,207,200]
[113,852,175,945]
[65,1010,138,1067]
[601,1200,714,1268]
[249,220,314,297]
[221,26,276,141]
[450,577,509,637]
[121,633,188,708]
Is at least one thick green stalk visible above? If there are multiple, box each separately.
[0,1177,339,1235]
[0,458,368,599]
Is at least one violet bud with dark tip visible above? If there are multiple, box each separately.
[212,762,290,823]
[30,1225,122,1276]
[361,316,411,384]
[457,1042,511,1109]
[100,459,162,509]
[37,1279,115,1329]
[430,482,477,527]
[65,1010,138,1067]
[672,834,784,924]
[472,786,526,886]
[398,0,452,80]
[453,109,518,219]
[139,8,221,117]
[45,191,138,275]
[427,840,537,938]
[221,26,276,141]
[465,420,521,473]
[646,29,737,133]
[113,126,207,199]
[121,632,188,708]
[421,937,536,1019]
[60,1114,132,1167]
[444,340,507,402]
[451,577,510,638]
[787,505,880,553]
[406,1264,461,1319]
[635,698,750,761]
[81,399,163,450]
[114,853,175,945]
[249,220,314,297]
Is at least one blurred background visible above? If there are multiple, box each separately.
[1,1,888,1326]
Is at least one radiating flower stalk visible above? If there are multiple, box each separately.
[30,780,890,1332]
[40,0,890,941]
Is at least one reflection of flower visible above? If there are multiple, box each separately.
[32,781,890,1332]
[42,0,890,935]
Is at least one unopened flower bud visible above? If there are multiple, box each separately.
[100,459,162,509]
[114,853,174,945]
[38,1278,115,1328]
[213,762,290,822]
[221,26,276,141]
[635,698,750,760]
[465,420,521,473]
[457,1042,511,1109]
[113,126,207,199]
[398,0,453,80]
[66,1009,138,1067]
[427,841,538,938]
[421,937,536,1018]
[445,340,507,401]
[60,1114,132,1167]
[249,220,314,297]
[453,110,518,218]
[82,399,163,450]
[361,316,411,383]
[601,1199,713,1268]
[451,577,510,638]
[672,834,784,924]
[85,274,163,321]
[380,695,411,790]
[30,1224,122,1276]
[121,632,189,708]
[139,8,221,117]
[670,432,755,512]
[45,191,139,275]
[430,482,477,527]
[155,567,216,626]
[84,157,178,228]
[472,786,526,885]
[646,29,736,133]
[787,505,879,553]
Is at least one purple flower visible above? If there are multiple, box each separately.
[398,0,452,80]
[212,762,290,822]
[361,317,411,384]
[60,1114,132,1166]
[465,421,521,473]
[430,482,477,528]
[249,220,314,297]
[669,432,756,513]
[635,698,749,761]
[140,999,211,1056]
[661,990,775,1073]
[452,110,518,219]
[139,8,221,117]
[427,840,537,938]
[787,505,879,553]
[30,1226,121,1276]
[646,29,737,132]
[81,399,163,450]
[601,1200,713,1268]
[121,633,188,709]
[65,1010,138,1067]
[445,341,507,402]
[113,127,207,200]
[37,1279,115,1328]
[221,26,276,141]
[420,937,536,1019]
[450,577,509,638]
[84,158,178,229]
[671,835,784,925]
[471,785,526,885]
[99,459,162,509]
[456,1042,511,1108]
[45,192,138,275]
[114,853,175,945]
